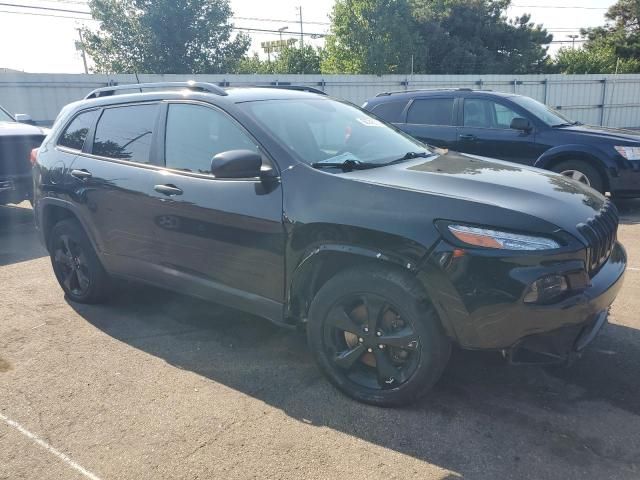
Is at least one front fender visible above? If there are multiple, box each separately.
[534,144,616,171]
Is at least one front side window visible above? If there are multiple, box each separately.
[463,99,521,129]
[407,98,454,126]
[92,104,158,163]
[510,95,573,126]
[239,99,430,166]
[58,110,99,151]
[164,104,258,175]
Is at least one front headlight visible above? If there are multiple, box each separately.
[447,224,560,251]
[614,145,640,160]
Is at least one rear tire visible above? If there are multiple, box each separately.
[307,266,451,407]
[49,218,111,304]
[551,160,605,194]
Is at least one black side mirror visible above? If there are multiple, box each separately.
[510,117,532,132]
[210,150,263,178]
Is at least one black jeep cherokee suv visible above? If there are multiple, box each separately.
[33,82,626,406]
[363,89,640,197]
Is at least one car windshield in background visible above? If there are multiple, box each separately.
[510,96,574,127]
[240,99,431,167]
[0,107,14,122]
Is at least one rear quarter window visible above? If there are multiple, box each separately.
[370,101,408,123]
[406,98,454,126]
[57,110,100,151]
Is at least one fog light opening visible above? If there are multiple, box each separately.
[523,274,568,304]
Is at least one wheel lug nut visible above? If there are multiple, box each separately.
[378,344,384,349]
[363,327,369,333]
[358,337,364,343]
[367,347,373,353]
[376,331,382,337]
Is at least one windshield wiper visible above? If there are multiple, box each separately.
[381,151,434,166]
[311,158,379,171]
[552,121,580,127]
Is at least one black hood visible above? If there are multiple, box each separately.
[557,124,640,144]
[343,151,605,239]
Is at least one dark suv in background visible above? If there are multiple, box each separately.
[364,89,640,196]
[0,104,46,205]
[33,82,625,406]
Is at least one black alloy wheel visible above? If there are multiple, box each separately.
[307,266,451,407]
[53,234,91,297]
[324,293,420,390]
[49,219,111,304]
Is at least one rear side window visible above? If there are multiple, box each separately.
[164,103,258,175]
[370,101,407,123]
[92,104,158,163]
[58,110,99,151]
[407,98,454,126]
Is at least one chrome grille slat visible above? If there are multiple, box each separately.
[577,200,619,275]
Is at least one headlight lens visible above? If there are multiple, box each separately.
[448,225,560,250]
[614,145,640,160]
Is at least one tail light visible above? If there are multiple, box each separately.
[30,148,39,166]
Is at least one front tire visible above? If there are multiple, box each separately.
[551,160,605,194]
[49,218,111,304]
[307,266,451,407]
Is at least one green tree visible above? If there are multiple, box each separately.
[550,0,640,74]
[409,0,551,74]
[235,45,323,74]
[582,0,640,60]
[322,0,420,74]
[321,0,552,74]
[81,0,250,73]
[554,44,640,74]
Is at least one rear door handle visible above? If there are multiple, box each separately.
[459,134,477,141]
[154,184,183,196]
[70,169,92,180]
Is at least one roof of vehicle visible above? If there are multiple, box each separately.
[367,88,518,103]
[79,82,328,108]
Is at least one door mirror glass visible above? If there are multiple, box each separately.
[211,150,262,178]
[510,117,532,131]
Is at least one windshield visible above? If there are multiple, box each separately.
[510,96,574,127]
[0,106,14,122]
[239,99,431,166]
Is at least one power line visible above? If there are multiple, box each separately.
[0,7,92,20]
[511,4,608,9]
[0,1,90,14]
[0,7,329,36]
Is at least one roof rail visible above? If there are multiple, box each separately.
[85,81,228,99]
[375,87,482,97]
[255,85,328,95]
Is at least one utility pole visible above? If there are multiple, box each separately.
[76,28,89,74]
[568,34,578,49]
[297,6,304,49]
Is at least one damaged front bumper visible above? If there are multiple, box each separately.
[506,309,609,365]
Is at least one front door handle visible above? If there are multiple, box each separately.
[154,184,183,196]
[459,134,477,141]
[70,169,92,180]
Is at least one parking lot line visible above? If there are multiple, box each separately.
[0,412,102,480]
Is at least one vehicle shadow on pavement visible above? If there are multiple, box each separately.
[69,285,640,479]
[0,204,47,266]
